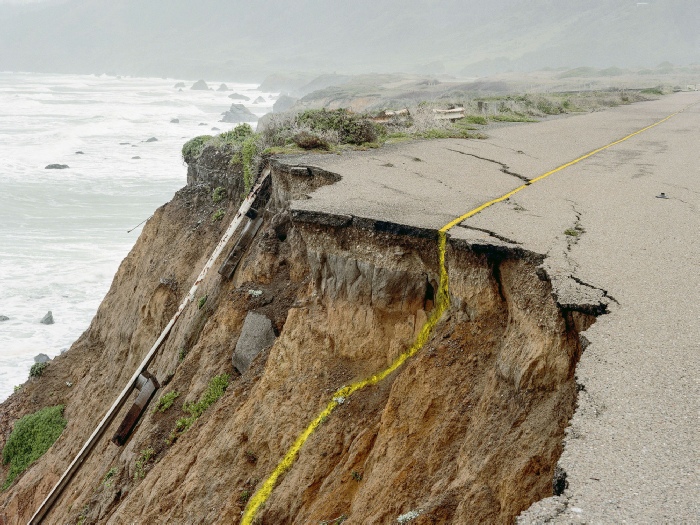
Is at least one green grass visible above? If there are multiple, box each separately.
[102,467,118,487]
[461,115,488,125]
[241,137,258,192]
[490,114,538,123]
[153,391,180,413]
[133,447,155,480]
[564,228,580,237]
[640,86,664,95]
[197,295,208,309]
[212,186,226,203]
[167,374,230,443]
[2,405,67,489]
[212,208,225,222]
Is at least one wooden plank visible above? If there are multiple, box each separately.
[28,169,272,525]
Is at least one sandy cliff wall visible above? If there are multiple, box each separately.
[0,147,596,524]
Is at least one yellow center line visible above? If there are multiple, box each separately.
[241,102,693,524]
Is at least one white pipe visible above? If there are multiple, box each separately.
[28,169,271,524]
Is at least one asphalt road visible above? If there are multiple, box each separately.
[281,92,700,523]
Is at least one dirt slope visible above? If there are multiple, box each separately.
[0,146,598,524]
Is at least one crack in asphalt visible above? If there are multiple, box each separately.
[570,274,620,305]
[446,147,531,182]
[456,223,522,245]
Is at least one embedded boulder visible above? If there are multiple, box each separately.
[232,312,276,374]
[34,353,51,363]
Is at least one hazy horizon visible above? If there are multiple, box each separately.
[0,0,698,81]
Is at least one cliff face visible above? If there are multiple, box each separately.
[0,146,595,524]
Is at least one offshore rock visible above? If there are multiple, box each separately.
[45,164,69,170]
[220,103,257,123]
[0,315,8,321]
[216,83,230,91]
[228,93,250,101]
[40,311,54,325]
[190,79,209,90]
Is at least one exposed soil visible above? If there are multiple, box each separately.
[0,156,597,524]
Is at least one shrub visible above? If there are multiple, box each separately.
[29,361,48,379]
[292,131,330,150]
[2,405,67,489]
[153,391,180,413]
[181,135,213,163]
[218,123,254,144]
[296,109,379,144]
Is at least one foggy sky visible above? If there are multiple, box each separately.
[0,0,698,79]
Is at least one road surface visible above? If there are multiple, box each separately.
[280,92,700,523]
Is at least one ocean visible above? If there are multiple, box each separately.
[0,72,273,401]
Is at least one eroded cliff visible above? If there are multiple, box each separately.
[0,143,598,524]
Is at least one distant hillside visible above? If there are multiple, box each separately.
[0,0,697,79]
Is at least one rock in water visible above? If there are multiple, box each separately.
[253,96,266,104]
[75,151,85,154]
[232,312,276,374]
[40,311,54,325]
[273,94,298,113]
[0,315,9,321]
[170,118,179,123]
[45,164,69,170]
[190,79,209,90]
[217,83,230,91]
[34,353,51,363]
[228,93,250,101]
[132,156,141,159]
[174,82,186,88]
[145,137,158,142]
[220,103,258,123]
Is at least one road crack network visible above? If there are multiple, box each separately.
[447,147,531,182]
